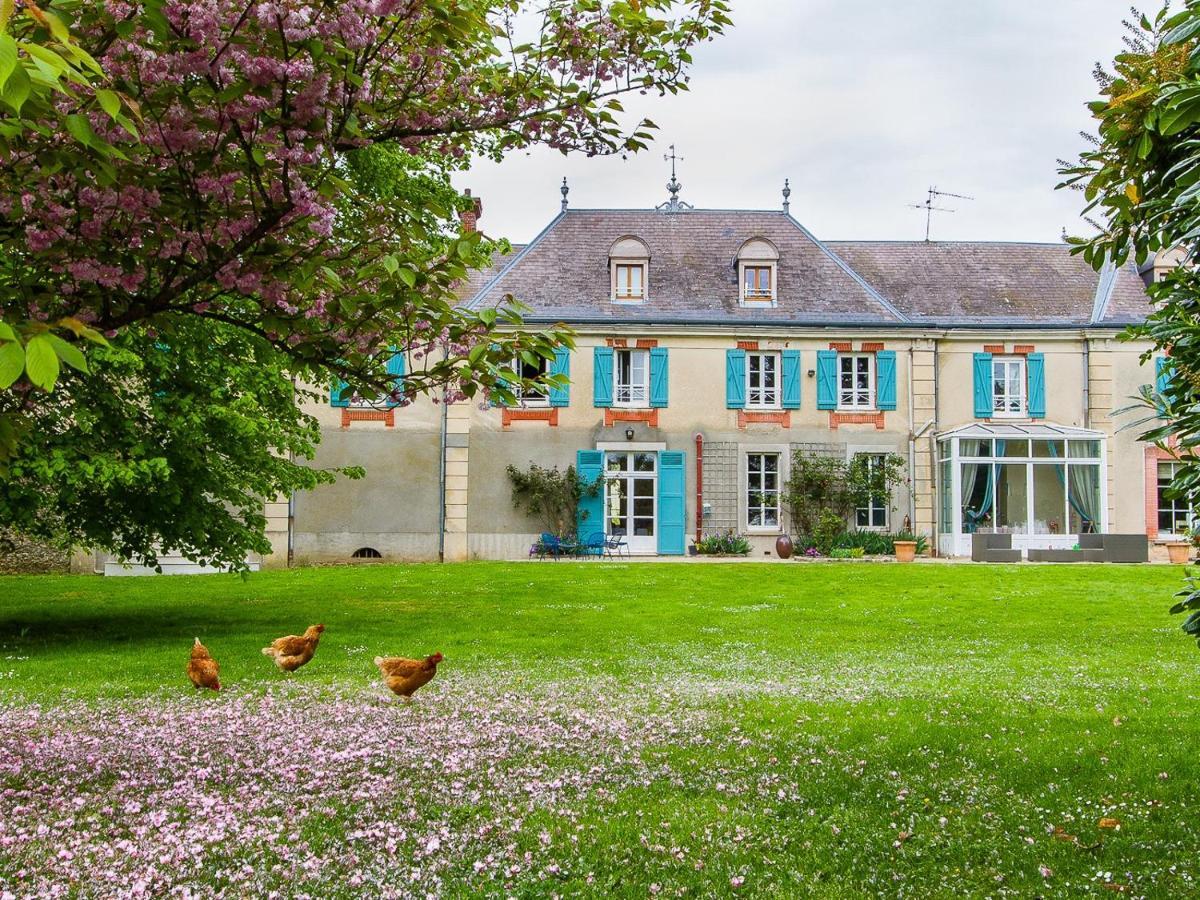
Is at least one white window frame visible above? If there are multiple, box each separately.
[838,353,875,410]
[1158,460,1195,539]
[510,353,549,407]
[745,351,781,410]
[611,260,647,304]
[853,452,890,531]
[613,347,650,408]
[992,356,1026,418]
[739,262,776,304]
[745,451,782,532]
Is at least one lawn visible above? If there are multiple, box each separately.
[1,562,1197,898]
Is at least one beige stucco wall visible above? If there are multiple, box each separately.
[285,326,1161,561]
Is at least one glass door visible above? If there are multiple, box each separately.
[604,451,657,554]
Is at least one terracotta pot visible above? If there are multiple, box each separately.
[775,534,794,560]
[1167,542,1191,565]
[893,540,917,563]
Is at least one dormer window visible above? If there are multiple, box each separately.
[609,236,650,304]
[736,238,779,305]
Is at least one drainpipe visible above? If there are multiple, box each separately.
[437,391,448,563]
[931,340,941,554]
[1082,337,1090,428]
[694,432,704,543]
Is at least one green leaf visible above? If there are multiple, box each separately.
[46,333,89,374]
[0,320,14,341]
[95,88,121,120]
[1,62,30,115]
[397,267,416,288]
[0,339,23,389]
[65,113,97,147]
[0,34,16,90]
[24,334,60,391]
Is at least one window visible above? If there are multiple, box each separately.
[854,453,889,529]
[614,348,650,407]
[838,354,874,409]
[1159,461,1194,537]
[992,356,1026,417]
[510,354,549,406]
[747,453,781,529]
[614,263,645,302]
[743,266,773,301]
[746,352,780,409]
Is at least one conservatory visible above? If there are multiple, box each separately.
[936,423,1108,558]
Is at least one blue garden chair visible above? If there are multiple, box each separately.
[578,532,608,558]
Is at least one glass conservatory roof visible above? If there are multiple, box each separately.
[936,422,1106,442]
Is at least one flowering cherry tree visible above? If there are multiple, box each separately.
[0,0,731,567]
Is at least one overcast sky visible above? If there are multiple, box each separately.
[454,0,1142,245]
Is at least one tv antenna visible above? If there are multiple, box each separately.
[909,186,974,242]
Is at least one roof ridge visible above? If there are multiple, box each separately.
[787,215,909,322]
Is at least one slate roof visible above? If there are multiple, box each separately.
[467,209,903,323]
[826,241,1149,326]
[455,244,524,302]
[463,208,1151,327]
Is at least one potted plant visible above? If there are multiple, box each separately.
[1167,527,1193,564]
[892,530,921,563]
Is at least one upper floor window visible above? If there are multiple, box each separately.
[838,353,874,409]
[736,237,779,305]
[992,356,1026,417]
[610,236,650,304]
[746,351,780,409]
[614,263,645,302]
[511,354,549,406]
[614,348,650,407]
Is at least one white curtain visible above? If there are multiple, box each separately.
[1068,465,1101,533]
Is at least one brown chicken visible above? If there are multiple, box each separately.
[186,638,221,691]
[374,652,443,698]
[261,624,325,672]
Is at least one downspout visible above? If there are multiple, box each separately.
[907,345,916,529]
[1082,337,1091,428]
[437,391,448,563]
[694,432,704,544]
[931,341,941,554]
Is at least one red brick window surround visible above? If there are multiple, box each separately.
[341,408,395,428]
[1145,442,1187,540]
[502,408,559,429]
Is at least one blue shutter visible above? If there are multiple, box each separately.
[331,376,350,407]
[973,353,993,418]
[781,350,801,409]
[576,450,604,540]
[816,350,837,410]
[657,450,686,555]
[1026,352,1045,419]
[876,350,897,411]
[1156,355,1172,395]
[726,349,746,409]
[385,350,406,408]
[650,347,669,408]
[490,343,508,408]
[593,347,614,407]
[549,348,570,407]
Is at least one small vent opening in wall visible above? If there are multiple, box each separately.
[351,547,382,560]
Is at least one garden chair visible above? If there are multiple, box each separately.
[535,533,568,560]
[578,532,608,559]
[604,534,628,558]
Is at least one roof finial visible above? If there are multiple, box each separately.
[560,177,569,212]
[782,178,791,215]
[656,144,693,213]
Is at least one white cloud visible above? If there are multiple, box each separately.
[455,0,1138,244]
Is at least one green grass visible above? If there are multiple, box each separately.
[2,562,1198,897]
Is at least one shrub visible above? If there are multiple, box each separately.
[829,547,865,559]
[694,531,752,556]
[811,509,846,556]
[506,463,601,539]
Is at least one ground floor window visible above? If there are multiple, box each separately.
[604,451,657,552]
[746,453,781,529]
[854,452,889,529]
[1158,461,1194,537]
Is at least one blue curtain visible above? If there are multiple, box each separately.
[1047,442,1091,531]
[963,439,1004,532]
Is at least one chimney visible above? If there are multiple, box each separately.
[459,189,483,233]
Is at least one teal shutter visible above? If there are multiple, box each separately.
[657,450,686,555]
[490,343,508,408]
[876,350,897,411]
[385,351,406,408]
[649,347,669,408]
[781,350,801,409]
[726,349,746,409]
[549,348,570,407]
[593,347,614,407]
[816,350,837,410]
[331,376,350,408]
[1156,355,1172,394]
[576,450,604,539]
[1026,352,1045,419]
[973,353,993,418]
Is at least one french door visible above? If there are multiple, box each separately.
[604,451,657,554]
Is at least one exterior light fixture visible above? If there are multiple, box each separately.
[625,428,635,440]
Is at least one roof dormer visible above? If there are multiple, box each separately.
[736,237,779,306]
[610,236,650,303]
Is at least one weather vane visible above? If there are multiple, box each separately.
[909,186,974,242]
[657,144,693,213]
